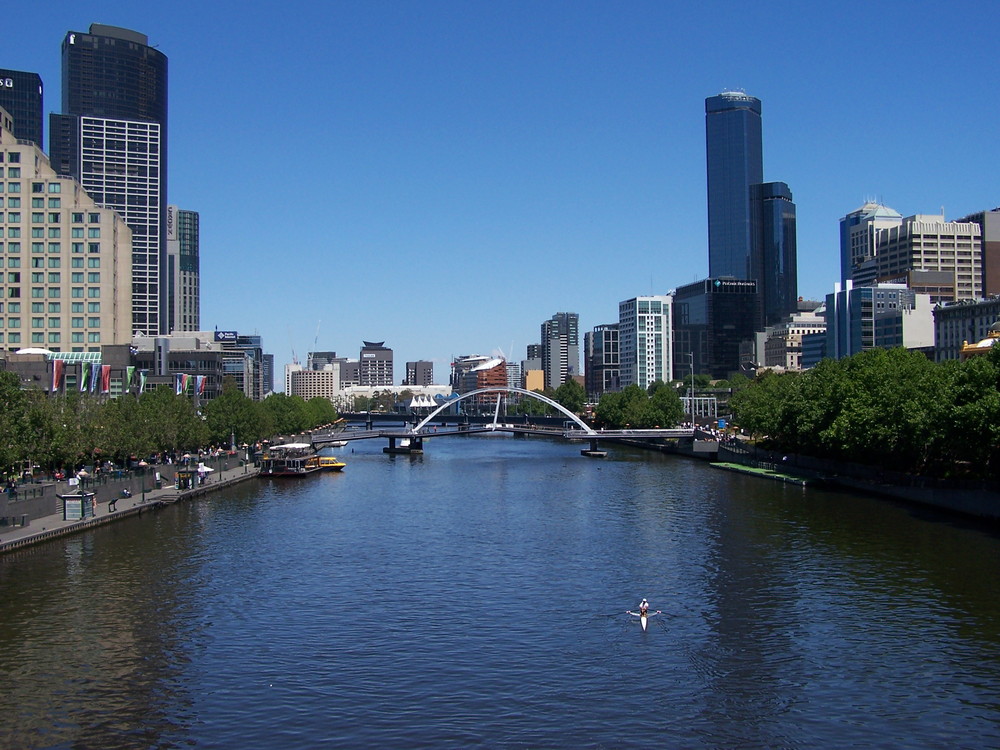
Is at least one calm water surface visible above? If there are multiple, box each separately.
[1,435,999,748]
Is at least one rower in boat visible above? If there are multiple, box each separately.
[627,599,660,630]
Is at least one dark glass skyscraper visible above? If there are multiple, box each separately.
[750,181,797,326]
[0,69,44,146]
[705,91,763,279]
[50,24,168,336]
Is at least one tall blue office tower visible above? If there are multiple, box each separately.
[705,91,763,279]
[750,181,797,326]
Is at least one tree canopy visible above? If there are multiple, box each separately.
[730,346,1000,478]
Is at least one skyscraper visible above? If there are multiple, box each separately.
[50,24,168,337]
[0,69,44,146]
[359,341,393,386]
[618,297,673,390]
[705,91,763,279]
[166,206,200,333]
[540,312,579,390]
[750,181,797,325]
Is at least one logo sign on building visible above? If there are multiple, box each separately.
[166,204,177,241]
[214,330,238,342]
[0,78,14,88]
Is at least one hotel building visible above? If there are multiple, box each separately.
[0,108,132,352]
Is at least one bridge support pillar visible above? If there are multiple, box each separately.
[581,438,607,458]
[383,436,424,455]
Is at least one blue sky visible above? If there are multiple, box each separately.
[9,1,1000,384]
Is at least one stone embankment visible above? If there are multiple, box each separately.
[0,461,259,555]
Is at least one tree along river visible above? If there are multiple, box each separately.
[1,435,999,749]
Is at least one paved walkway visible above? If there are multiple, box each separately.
[0,462,259,554]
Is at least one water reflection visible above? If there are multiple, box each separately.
[1,439,998,748]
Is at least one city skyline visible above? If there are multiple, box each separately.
[6,1,999,381]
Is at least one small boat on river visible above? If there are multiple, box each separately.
[259,443,322,477]
[318,456,346,472]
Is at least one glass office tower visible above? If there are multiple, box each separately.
[0,69,44,146]
[50,24,168,337]
[705,91,763,280]
[750,181,797,326]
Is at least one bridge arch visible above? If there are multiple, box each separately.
[411,387,596,435]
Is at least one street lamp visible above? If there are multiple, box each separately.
[687,352,695,427]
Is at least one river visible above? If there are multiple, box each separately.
[1,434,998,749]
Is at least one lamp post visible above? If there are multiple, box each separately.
[686,352,696,427]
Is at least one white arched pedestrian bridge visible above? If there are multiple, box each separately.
[312,386,696,457]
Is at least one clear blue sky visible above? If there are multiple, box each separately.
[10,1,1000,384]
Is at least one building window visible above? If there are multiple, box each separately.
[71,332,83,343]
[48,198,60,208]
[87,288,99,298]
[31,212,43,223]
[88,213,100,223]
[48,212,59,223]
[48,317,60,327]
[71,272,83,283]
[72,212,83,223]
[71,258,83,268]
[87,258,100,268]
[31,333,42,343]
[87,228,100,238]
[48,333,60,344]
[7,228,19,237]
[48,228,60,238]
[48,273,60,283]
[71,302,82,313]
[87,273,100,283]
[87,332,100,343]
[71,228,84,238]
[48,183,60,194]
[87,317,100,328]
[88,243,99,254]
[72,317,83,328]
[87,302,100,313]
[48,288,60,298]
[72,288,83,298]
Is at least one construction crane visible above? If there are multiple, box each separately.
[288,326,299,366]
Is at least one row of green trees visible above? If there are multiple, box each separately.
[593,381,686,429]
[0,373,338,476]
[730,346,1000,478]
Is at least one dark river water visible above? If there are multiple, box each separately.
[1,435,999,749]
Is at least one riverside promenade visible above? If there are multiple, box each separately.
[0,461,259,555]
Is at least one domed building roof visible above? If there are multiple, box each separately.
[960,321,1000,359]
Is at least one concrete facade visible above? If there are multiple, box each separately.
[0,111,133,353]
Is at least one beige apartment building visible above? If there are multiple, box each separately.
[0,107,132,352]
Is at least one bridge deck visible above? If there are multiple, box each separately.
[312,426,696,445]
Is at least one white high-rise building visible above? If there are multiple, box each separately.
[0,108,133,352]
[618,296,673,389]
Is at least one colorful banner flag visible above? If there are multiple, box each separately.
[90,364,100,393]
[139,369,148,394]
[126,366,135,391]
[52,360,64,392]
[79,362,90,392]
[175,373,184,395]
[196,375,206,395]
[100,365,111,394]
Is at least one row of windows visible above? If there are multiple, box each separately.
[0,302,99,313]
[0,224,101,239]
[1,287,105,299]
[0,317,102,328]
[5,272,101,282]
[0,180,68,195]
[0,258,100,268]
[0,197,65,209]
[0,332,100,344]
[0,242,102,254]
